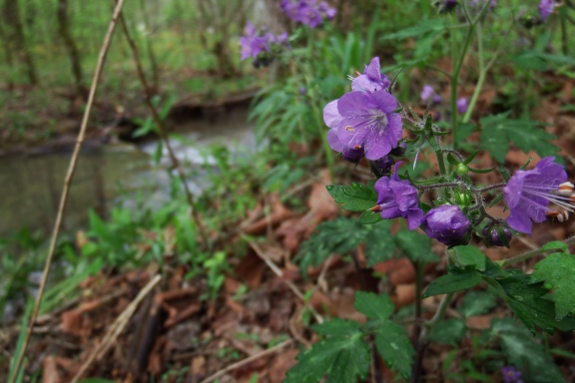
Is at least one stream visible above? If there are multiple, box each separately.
[0,106,256,237]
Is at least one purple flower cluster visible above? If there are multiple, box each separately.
[280,0,336,28]
[503,157,572,234]
[324,57,402,162]
[239,22,288,61]
[501,366,523,383]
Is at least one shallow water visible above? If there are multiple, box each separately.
[0,107,255,237]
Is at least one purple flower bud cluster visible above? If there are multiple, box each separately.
[239,22,289,63]
[280,0,336,28]
[501,366,523,383]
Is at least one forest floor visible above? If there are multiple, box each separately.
[3,66,575,382]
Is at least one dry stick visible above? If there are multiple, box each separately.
[117,13,210,249]
[198,339,294,383]
[7,2,127,381]
[70,274,162,383]
[248,240,324,324]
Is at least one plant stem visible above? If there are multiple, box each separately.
[7,1,127,381]
[499,236,575,267]
[413,260,423,345]
[462,22,484,123]
[425,292,454,329]
[119,13,211,250]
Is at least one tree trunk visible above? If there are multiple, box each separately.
[57,0,84,96]
[0,20,16,89]
[2,0,38,85]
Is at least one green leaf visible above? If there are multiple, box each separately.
[394,230,440,264]
[359,210,383,224]
[458,291,497,318]
[380,19,446,41]
[497,274,575,334]
[428,317,466,346]
[453,245,486,271]
[479,113,559,164]
[313,318,361,337]
[374,322,415,379]
[354,291,394,322]
[422,268,482,298]
[363,221,395,266]
[538,241,568,253]
[491,318,565,383]
[285,330,371,383]
[327,182,378,212]
[530,252,575,319]
[295,218,367,278]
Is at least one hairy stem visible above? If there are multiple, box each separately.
[499,236,575,267]
[425,292,454,329]
[7,1,127,381]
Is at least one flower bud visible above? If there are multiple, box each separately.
[454,190,472,206]
[456,163,468,176]
[422,205,471,246]
[371,155,395,177]
[482,225,512,247]
[390,142,406,157]
[342,146,365,163]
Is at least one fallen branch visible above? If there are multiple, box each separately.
[70,274,162,382]
[198,338,294,383]
[7,2,127,381]
[247,240,323,324]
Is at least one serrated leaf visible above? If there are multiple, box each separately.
[479,113,559,163]
[428,317,466,345]
[394,230,440,263]
[458,291,497,318]
[497,274,575,334]
[530,252,575,319]
[422,268,482,298]
[453,245,486,271]
[375,322,415,379]
[327,182,378,212]
[359,210,383,224]
[313,318,361,336]
[364,221,395,267]
[354,291,394,322]
[284,332,371,383]
[491,318,565,383]
[295,218,367,278]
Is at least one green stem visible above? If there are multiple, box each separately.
[462,22,484,123]
[451,1,491,148]
[425,292,454,329]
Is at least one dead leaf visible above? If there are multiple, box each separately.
[268,349,299,383]
[235,251,264,288]
[42,356,61,383]
[189,355,206,383]
[388,259,416,286]
[393,284,416,309]
[60,309,84,337]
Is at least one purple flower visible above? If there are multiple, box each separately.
[422,205,471,246]
[501,366,523,383]
[390,141,406,156]
[298,5,323,28]
[441,0,458,11]
[352,57,391,93]
[324,99,365,163]
[281,0,335,27]
[503,157,570,234]
[539,0,556,21]
[373,163,423,229]
[371,155,395,177]
[482,225,512,247]
[421,85,441,104]
[239,22,269,60]
[300,86,306,94]
[335,90,402,160]
[457,97,468,113]
[318,1,337,20]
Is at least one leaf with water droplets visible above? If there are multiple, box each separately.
[428,317,466,345]
[326,182,378,212]
[530,252,575,319]
[422,267,482,298]
[374,321,415,379]
[354,291,394,322]
[284,326,371,383]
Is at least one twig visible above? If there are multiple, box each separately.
[198,339,294,383]
[7,2,127,381]
[70,274,162,383]
[117,12,210,250]
[247,240,324,324]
